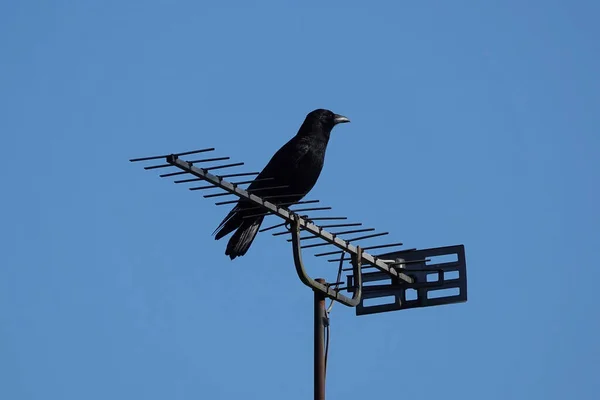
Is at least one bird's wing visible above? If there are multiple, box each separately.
[247,136,310,191]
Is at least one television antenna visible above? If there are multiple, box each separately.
[131,147,468,400]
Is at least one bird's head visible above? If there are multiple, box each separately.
[301,109,350,137]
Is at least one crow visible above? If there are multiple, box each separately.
[213,108,350,260]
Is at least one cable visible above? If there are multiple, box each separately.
[323,251,345,380]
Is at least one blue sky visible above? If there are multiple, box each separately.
[1,1,599,399]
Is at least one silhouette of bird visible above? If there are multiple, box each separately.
[213,108,350,259]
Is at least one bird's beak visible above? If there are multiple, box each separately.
[333,114,350,124]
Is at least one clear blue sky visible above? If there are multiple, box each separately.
[1,1,599,399]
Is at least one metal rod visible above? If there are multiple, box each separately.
[282,200,320,207]
[363,242,404,251]
[272,229,293,237]
[218,172,259,178]
[292,206,332,213]
[241,202,328,219]
[264,193,308,200]
[287,228,374,242]
[217,198,319,208]
[187,156,230,163]
[201,184,292,199]
[239,197,315,217]
[301,242,332,249]
[189,184,218,191]
[215,199,243,206]
[160,171,188,177]
[247,185,290,193]
[341,258,430,271]
[314,278,326,400]
[320,223,361,228]
[274,223,363,237]
[341,266,374,271]
[174,177,203,184]
[203,191,233,198]
[289,218,363,307]
[330,227,375,236]
[290,234,333,243]
[313,242,404,258]
[299,230,387,248]
[232,178,274,185]
[270,230,291,236]
[314,250,344,257]
[130,148,215,162]
[204,162,244,171]
[306,217,347,221]
[374,248,417,257]
[345,232,389,242]
[257,207,334,229]
[241,211,274,219]
[301,232,389,249]
[260,222,286,233]
[144,164,175,170]
[238,205,328,220]
[191,180,284,192]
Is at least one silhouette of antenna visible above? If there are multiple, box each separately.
[130,147,468,400]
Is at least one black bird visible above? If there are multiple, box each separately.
[213,108,350,259]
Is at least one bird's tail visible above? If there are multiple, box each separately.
[225,216,264,260]
[213,206,242,241]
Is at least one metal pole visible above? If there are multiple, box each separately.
[314,278,327,400]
